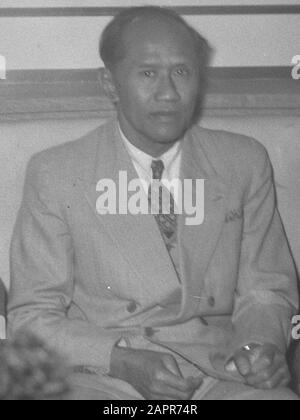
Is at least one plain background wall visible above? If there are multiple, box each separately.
[0,1,300,287]
[0,0,300,69]
[0,15,299,69]
[1,0,299,7]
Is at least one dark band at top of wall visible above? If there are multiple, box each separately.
[0,5,300,17]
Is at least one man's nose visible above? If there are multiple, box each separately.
[155,75,180,102]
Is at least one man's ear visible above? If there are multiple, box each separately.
[99,68,119,104]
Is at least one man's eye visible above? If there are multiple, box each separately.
[143,70,155,78]
[174,68,189,77]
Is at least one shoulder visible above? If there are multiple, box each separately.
[23,120,116,200]
[190,125,271,177]
[25,120,117,185]
[28,128,103,173]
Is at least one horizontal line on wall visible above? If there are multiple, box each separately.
[0,67,299,121]
[0,5,300,17]
[4,67,295,83]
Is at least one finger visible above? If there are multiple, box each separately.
[157,364,201,394]
[225,359,238,373]
[156,368,188,392]
[186,375,203,389]
[163,355,184,378]
[234,353,252,376]
[161,356,202,391]
[246,361,278,384]
[246,365,285,387]
[245,355,287,385]
[158,369,198,393]
[264,372,291,389]
[148,379,193,400]
[225,348,253,376]
[249,348,276,375]
[251,367,291,390]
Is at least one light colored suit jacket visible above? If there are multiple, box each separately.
[8,119,299,385]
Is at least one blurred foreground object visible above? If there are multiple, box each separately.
[0,332,71,400]
[290,340,300,396]
[0,279,6,339]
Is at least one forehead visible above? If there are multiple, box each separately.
[121,17,198,64]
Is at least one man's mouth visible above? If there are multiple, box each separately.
[150,111,179,121]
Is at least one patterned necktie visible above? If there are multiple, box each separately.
[148,159,177,241]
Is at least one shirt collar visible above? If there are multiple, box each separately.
[118,124,182,177]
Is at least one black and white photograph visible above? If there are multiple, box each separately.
[0,0,300,402]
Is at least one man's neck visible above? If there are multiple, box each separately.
[118,120,182,158]
[137,141,179,158]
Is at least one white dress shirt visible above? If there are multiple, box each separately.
[119,125,182,206]
[0,316,5,339]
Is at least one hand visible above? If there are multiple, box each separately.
[225,343,291,390]
[109,346,202,400]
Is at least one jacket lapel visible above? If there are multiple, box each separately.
[137,126,229,327]
[79,121,181,304]
[177,127,229,320]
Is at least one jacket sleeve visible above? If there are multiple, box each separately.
[232,142,299,354]
[8,155,122,375]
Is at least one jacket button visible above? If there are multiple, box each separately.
[126,301,137,313]
[144,327,155,338]
[208,296,215,307]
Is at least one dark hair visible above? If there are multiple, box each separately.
[100,6,211,74]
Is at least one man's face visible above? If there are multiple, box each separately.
[107,18,202,156]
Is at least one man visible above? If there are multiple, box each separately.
[8,7,299,400]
